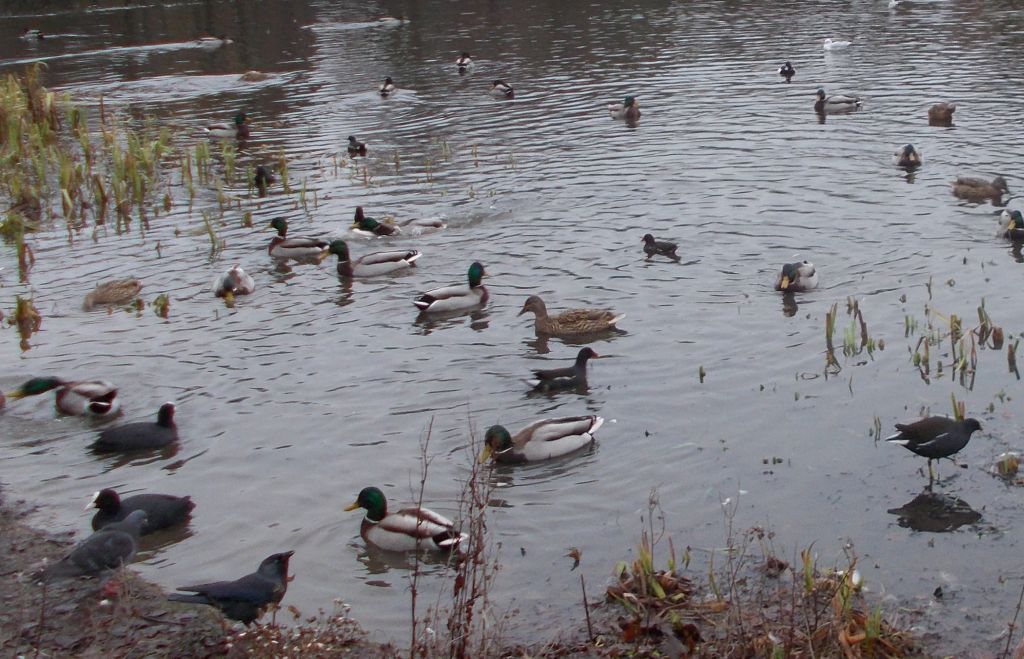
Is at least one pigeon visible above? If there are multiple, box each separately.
[43,510,146,580]
[642,234,679,260]
[886,416,983,478]
[168,551,294,624]
[90,489,194,535]
[91,402,177,452]
[526,347,598,391]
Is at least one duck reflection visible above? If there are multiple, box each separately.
[414,308,490,334]
[781,291,798,317]
[887,488,981,532]
[353,544,458,579]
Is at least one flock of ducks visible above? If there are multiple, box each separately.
[4,22,1020,627]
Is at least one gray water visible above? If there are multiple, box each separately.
[1,0,1023,652]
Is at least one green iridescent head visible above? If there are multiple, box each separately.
[467,262,485,288]
[327,240,351,260]
[624,96,636,107]
[9,376,64,399]
[479,425,513,463]
[233,111,248,126]
[269,217,288,236]
[1008,210,1024,230]
[345,486,388,521]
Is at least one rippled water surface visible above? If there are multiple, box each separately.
[1,0,1023,652]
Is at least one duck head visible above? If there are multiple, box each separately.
[269,217,289,236]
[480,425,514,463]
[345,486,388,521]
[467,261,486,287]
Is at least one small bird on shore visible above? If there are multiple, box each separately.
[642,234,679,260]
[168,551,294,624]
[886,416,983,480]
[526,347,599,392]
[6,377,120,417]
[480,416,604,464]
[345,486,466,552]
[43,510,147,580]
[91,402,178,452]
[90,489,194,535]
[518,296,623,337]
[775,261,818,292]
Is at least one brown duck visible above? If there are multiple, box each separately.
[519,295,624,337]
[951,175,1009,203]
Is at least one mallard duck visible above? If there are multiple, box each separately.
[347,136,367,156]
[479,416,604,464]
[268,217,329,260]
[379,77,396,97]
[212,265,255,300]
[894,144,922,168]
[90,488,194,535]
[239,70,274,83]
[815,89,861,114]
[526,347,598,391]
[413,262,488,313]
[775,261,819,292]
[325,240,421,277]
[456,52,473,71]
[1002,210,1024,241]
[91,402,177,453]
[928,102,956,126]
[778,61,795,81]
[352,206,399,237]
[20,28,44,40]
[642,233,679,260]
[886,416,982,479]
[345,486,466,552]
[823,38,851,50]
[83,277,143,310]
[376,15,408,25]
[7,377,120,417]
[254,165,274,196]
[196,35,232,48]
[489,80,515,99]
[205,111,249,139]
[608,96,640,121]
[518,295,623,337]
[951,175,1009,202]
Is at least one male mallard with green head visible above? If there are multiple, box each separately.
[814,89,861,114]
[205,111,250,139]
[893,144,922,169]
[1002,210,1024,241]
[519,295,623,337]
[345,486,466,552]
[479,416,604,464]
[267,217,329,260]
[324,240,420,277]
[489,80,514,99]
[775,261,819,292]
[212,265,255,301]
[608,96,640,121]
[379,77,396,97]
[7,377,120,417]
[413,262,487,313]
[952,175,1009,203]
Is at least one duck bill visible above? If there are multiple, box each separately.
[343,501,361,512]
[779,275,791,290]
[84,491,100,510]
[5,390,25,400]
[317,249,331,264]
[478,445,493,464]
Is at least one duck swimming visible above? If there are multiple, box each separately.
[1002,210,1024,241]
[413,262,487,313]
[642,234,679,260]
[519,295,623,337]
[489,80,515,99]
[894,144,922,168]
[267,217,329,260]
[608,96,640,121]
[7,377,120,417]
[928,102,956,126]
[83,277,143,310]
[823,38,851,50]
[775,261,819,292]
[456,52,473,72]
[91,402,177,452]
[254,165,274,196]
[211,265,255,300]
[778,61,795,81]
[347,136,367,156]
[20,28,44,40]
[814,89,861,114]
[345,486,466,552]
[479,416,604,464]
[379,77,396,97]
[205,111,250,139]
[951,175,1009,203]
[325,240,421,277]
[526,347,599,392]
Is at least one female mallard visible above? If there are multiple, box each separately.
[352,206,399,236]
[212,265,255,299]
[489,80,514,99]
[325,240,421,277]
[952,175,1009,202]
[456,52,473,72]
[268,217,329,260]
[413,262,488,313]
[205,111,249,139]
[778,61,795,81]
[518,295,624,337]
[815,89,861,114]
[642,234,679,260]
[608,96,640,121]
[347,136,367,156]
[928,102,956,127]
[345,486,465,552]
[7,377,120,417]
[83,278,143,311]
[1002,210,1024,241]
[90,488,194,535]
[91,402,177,452]
[479,416,604,464]
[526,347,598,391]
[775,261,819,292]
[379,77,396,97]
[894,144,922,169]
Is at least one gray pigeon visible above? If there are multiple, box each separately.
[43,510,147,580]
[167,551,294,624]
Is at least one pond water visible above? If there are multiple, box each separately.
[1,0,1023,652]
